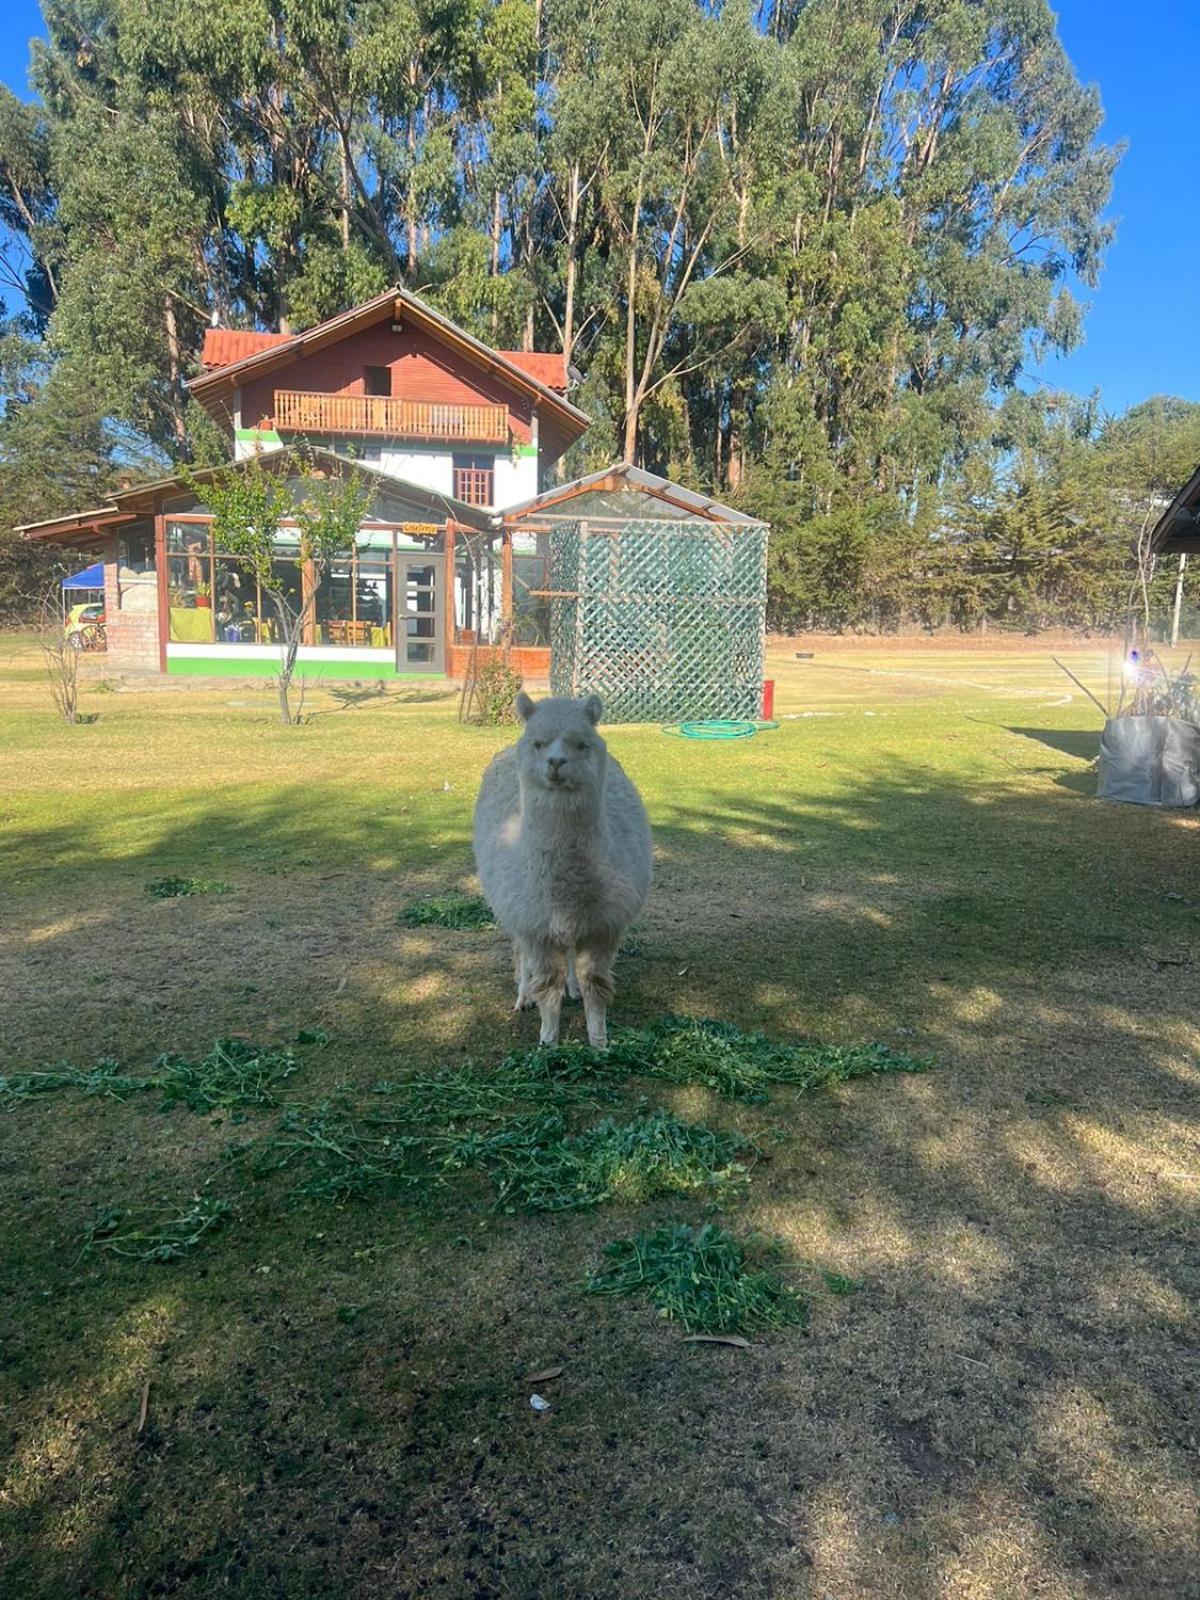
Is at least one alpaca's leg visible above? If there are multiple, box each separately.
[527,941,568,1046]
[566,951,581,1001]
[513,942,535,1011]
[576,939,618,1051]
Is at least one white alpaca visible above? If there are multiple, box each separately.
[473,692,652,1049]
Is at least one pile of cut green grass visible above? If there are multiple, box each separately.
[0,1058,152,1108]
[0,1039,298,1115]
[398,890,495,929]
[606,1015,929,1102]
[584,1222,807,1334]
[144,875,233,899]
[83,1193,232,1262]
[155,1038,299,1113]
[444,1107,754,1212]
[255,1102,428,1201]
[10,1018,925,1313]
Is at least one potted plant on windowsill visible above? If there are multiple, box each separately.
[194,581,212,609]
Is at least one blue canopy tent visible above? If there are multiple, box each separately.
[62,562,105,591]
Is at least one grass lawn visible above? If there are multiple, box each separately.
[1,633,1197,1599]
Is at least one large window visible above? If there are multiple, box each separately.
[166,519,395,648]
[313,554,393,646]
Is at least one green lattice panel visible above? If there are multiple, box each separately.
[549,518,767,723]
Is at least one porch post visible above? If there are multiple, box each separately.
[154,512,168,674]
[501,525,514,638]
[301,557,316,646]
[444,519,457,669]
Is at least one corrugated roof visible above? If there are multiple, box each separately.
[201,329,292,370]
[503,462,761,525]
[17,446,497,540]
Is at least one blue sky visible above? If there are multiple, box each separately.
[1,0,1197,418]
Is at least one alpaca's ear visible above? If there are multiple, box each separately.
[582,694,603,726]
[515,692,537,723]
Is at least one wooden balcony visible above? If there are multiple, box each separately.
[274,390,509,444]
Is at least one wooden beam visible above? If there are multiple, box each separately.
[444,521,457,659]
[501,526,514,630]
[154,512,168,674]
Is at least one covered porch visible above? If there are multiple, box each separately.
[17,449,500,682]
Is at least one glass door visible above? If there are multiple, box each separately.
[395,554,443,673]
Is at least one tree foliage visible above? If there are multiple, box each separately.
[0,0,1190,634]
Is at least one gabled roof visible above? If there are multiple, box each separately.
[16,446,496,543]
[190,288,587,449]
[1151,465,1200,555]
[502,462,761,525]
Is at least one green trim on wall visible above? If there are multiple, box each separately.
[514,442,538,458]
[235,427,283,446]
[167,655,444,681]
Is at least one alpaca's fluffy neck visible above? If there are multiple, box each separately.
[517,773,604,843]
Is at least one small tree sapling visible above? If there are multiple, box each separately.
[187,452,375,725]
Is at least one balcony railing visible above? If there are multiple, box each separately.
[274,390,509,444]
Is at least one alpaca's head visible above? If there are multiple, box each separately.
[514,693,606,800]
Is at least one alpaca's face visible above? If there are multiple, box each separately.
[516,695,606,796]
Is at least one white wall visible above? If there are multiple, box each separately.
[493,448,539,513]
[377,446,455,495]
[231,402,545,512]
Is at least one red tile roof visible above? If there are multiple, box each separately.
[499,351,568,391]
[201,328,292,370]
[202,328,567,392]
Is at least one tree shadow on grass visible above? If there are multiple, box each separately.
[1006,725,1101,761]
[1,756,1198,1598]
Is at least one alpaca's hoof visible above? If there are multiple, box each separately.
[587,1030,608,1052]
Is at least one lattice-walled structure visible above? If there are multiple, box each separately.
[548,518,768,723]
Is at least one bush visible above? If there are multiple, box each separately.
[474,659,524,726]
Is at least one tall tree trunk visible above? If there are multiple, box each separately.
[522,206,535,351]
[405,68,419,277]
[339,141,352,251]
[163,295,189,458]
[561,161,581,369]
[622,220,642,459]
[1170,553,1188,647]
[490,188,504,338]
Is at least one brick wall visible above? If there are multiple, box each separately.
[448,645,549,682]
[106,609,160,670]
[99,533,161,671]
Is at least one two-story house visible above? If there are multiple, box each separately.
[18,287,590,681]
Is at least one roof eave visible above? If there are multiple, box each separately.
[1151,465,1200,554]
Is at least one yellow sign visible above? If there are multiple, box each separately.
[400,522,440,536]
